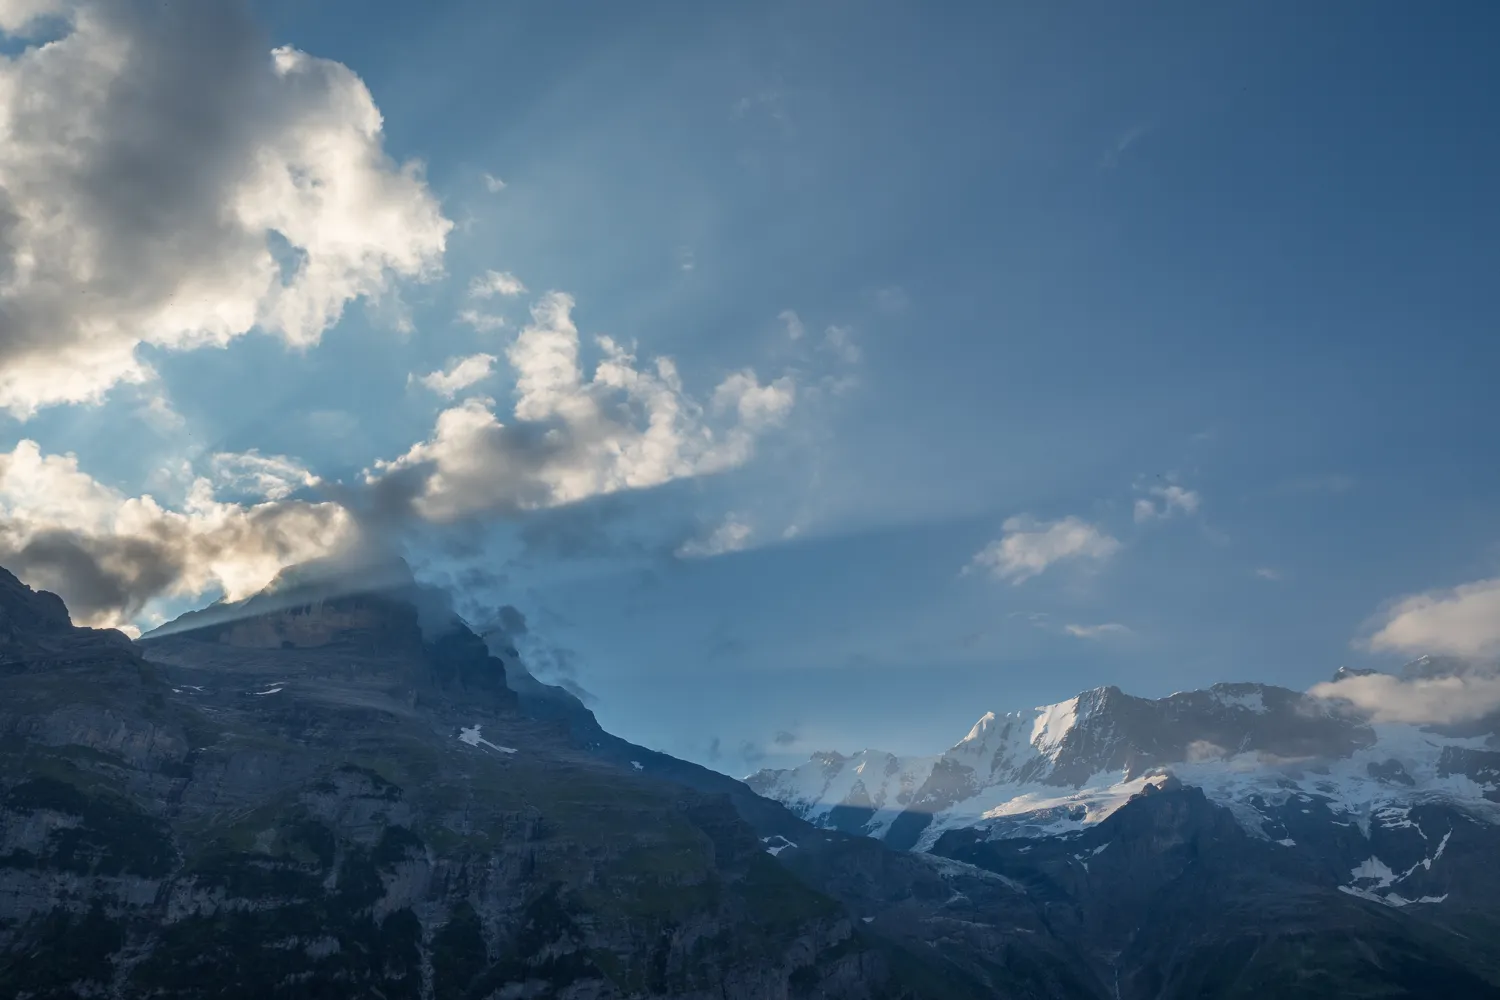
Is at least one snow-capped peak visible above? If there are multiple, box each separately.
[749,677,1500,857]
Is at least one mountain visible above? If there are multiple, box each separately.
[5,557,1500,998]
[0,561,1099,999]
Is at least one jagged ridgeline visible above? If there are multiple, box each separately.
[4,558,1500,999]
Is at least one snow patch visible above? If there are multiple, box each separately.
[762,835,797,857]
[458,725,516,754]
[253,685,285,696]
[630,761,644,771]
[1213,689,1267,713]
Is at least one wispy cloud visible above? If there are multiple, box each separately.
[482,172,506,193]
[779,309,805,341]
[1101,124,1150,169]
[1271,474,1355,497]
[1134,482,1201,523]
[457,309,507,332]
[1254,567,1282,581]
[676,515,754,559]
[413,354,497,399]
[469,270,527,299]
[873,286,909,313]
[968,515,1121,584]
[1064,622,1132,640]
[210,450,321,501]
[822,325,860,364]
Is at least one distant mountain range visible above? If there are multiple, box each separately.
[748,665,1500,910]
[4,557,1500,998]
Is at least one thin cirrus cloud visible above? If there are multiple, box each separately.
[968,515,1121,584]
[0,0,451,418]
[413,354,498,399]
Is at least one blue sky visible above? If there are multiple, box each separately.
[2,1,1498,773]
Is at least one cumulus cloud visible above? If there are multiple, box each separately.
[367,292,797,522]
[1309,671,1500,726]
[969,515,1120,584]
[0,440,356,628]
[1064,622,1132,640]
[210,450,320,501]
[469,270,526,299]
[413,353,497,398]
[482,172,506,193]
[1134,484,1201,523]
[0,1,451,417]
[676,515,753,559]
[1362,577,1500,660]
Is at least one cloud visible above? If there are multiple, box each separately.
[414,353,497,398]
[969,515,1120,584]
[468,270,526,299]
[210,450,320,501]
[482,172,506,193]
[773,729,797,746]
[0,1,450,417]
[456,309,507,332]
[1064,622,1132,640]
[779,309,805,341]
[367,292,797,522]
[1134,484,1201,523]
[1254,567,1282,581]
[0,440,356,628]
[1101,124,1150,169]
[873,286,909,313]
[676,515,752,559]
[1362,578,1500,660]
[1271,474,1355,497]
[1309,671,1500,726]
[822,325,860,364]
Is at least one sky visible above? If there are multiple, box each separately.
[2,0,1499,775]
